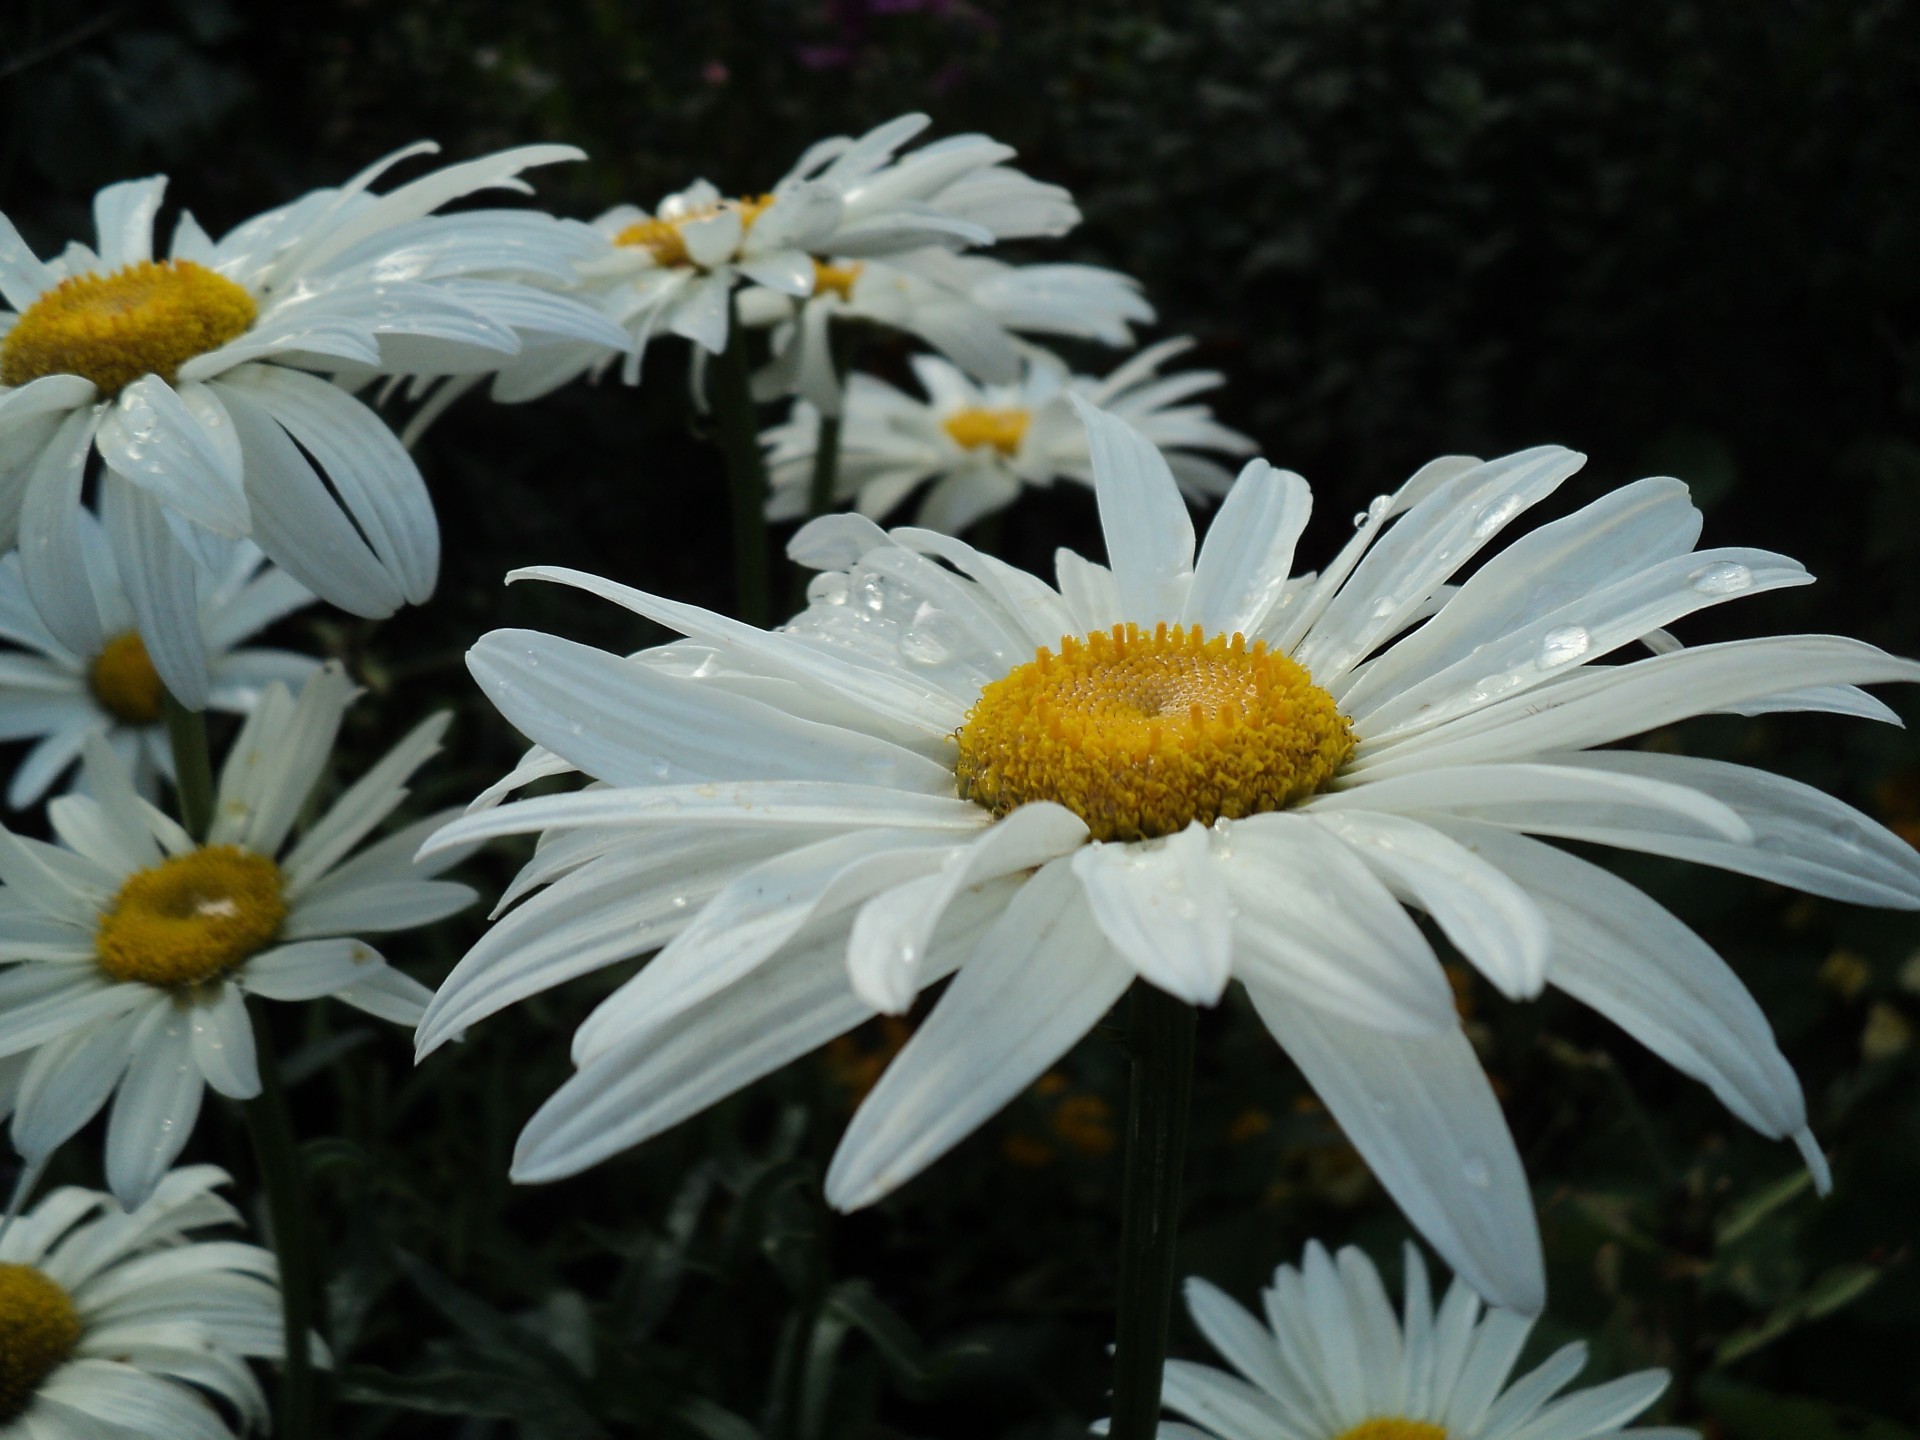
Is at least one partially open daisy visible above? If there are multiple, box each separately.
[0,145,629,700]
[1152,1240,1689,1440]
[764,340,1254,533]
[741,249,1154,416]
[420,403,1920,1313]
[0,665,473,1205]
[0,1163,291,1439]
[488,112,1079,399]
[0,509,316,807]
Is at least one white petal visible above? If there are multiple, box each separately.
[278,710,448,894]
[187,983,260,1099]
[0,212,55,309]
[1073,824,1232,1004]
[1248,985,1545,1315]
[95,376,251,537]
[284,877,472,937]
[20,409,106,659]
[1181,459,1313,638]
[240,937,386,1001]
[105,1005,205,1206]
[825,858,1133,1209]
[331,964,433,1026]
[100,479,209,710]
[1072,397,1195,622]
[92,177,166,268]
[10,1009,138,1161]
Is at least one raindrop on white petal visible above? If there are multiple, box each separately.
[1471,493,1523,539]
[807,573,850,607]
[1688,561,1753,596]
[1352,510,1370,528]
[1461,1153,1491,1188]
[647,758,672,779]
[900,625,953,667]
[1537,624,1591,667]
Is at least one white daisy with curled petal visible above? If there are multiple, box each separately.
[742,249,1155,416]
[0,509,317,808]
[487,113,1080,401]
[763,341,1254,534]
[0,145,631,704]
[0,664,473,1206]
[420,401,1920,1315]
[0,1163,292,1439]
[1152,1240,1690,1440]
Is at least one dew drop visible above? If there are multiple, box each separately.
[1537,624,1591,667]
[1471,493,1523,539]
[900,625,953,666]
[1688,561,1753,596]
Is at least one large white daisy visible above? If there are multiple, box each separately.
[741,248,1155,416]
[419,403,1920,1314]
[487,112,1080,401]
[1153,1240,1688,1440]
[0,665,473,1205]
[0,1164,289,1439]
[0,509,316,808]
[0,144,630,703]
[763,340,1254,532]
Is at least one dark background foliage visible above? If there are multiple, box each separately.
[3,1,1918,1435]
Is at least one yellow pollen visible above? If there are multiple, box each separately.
[0,1263,81,1421]
[1,259,256,397]
[955,623,1354,842]
[812,259,863,300]
[95,846,286,989]
[88,631,165,726]
[1331,1422,1449,1440]
[612,193,774,269]
[942,406,1030,457]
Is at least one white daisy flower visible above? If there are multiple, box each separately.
[0,1163,289,1439]
[419,403,1920,1314]
[0,144,631,705]
[764,340,1255,534]
[488,112,1079,400]
[0,664,473,1205]
[0,509,317,808]
[1153,1240,1690,1440]
[742,248,1155,416]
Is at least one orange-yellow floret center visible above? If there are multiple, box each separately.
[955,622,1354,842]
[1,259,256,397]
[812,259,863,300]
[88,631,166,726]
[0,1263,82,1420]
[95,846,285,989]
[943,406,1030,457]
[1331,1422,1449,1440]
[613,194,774,269]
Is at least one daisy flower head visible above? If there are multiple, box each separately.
[0,508,317,808]
[0,1164,290,1439]
[421,402,1920,1315]
[0,144,631,699]
[0,664,473,1205]
[763,339,1254,533]
[742,248,1155,416]
[1154,1240,1690,1440]
[493,112,1080,399]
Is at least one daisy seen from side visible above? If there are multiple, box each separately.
[0,509,317,808]
[0,1163,291,1439]
[0,664,473,1205]
[420,402,1920,1314]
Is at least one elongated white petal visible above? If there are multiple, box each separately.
[1248,986,1544,1315]
[1073,824,1233,1004]
[1073,397,1195,622]
[11,1010,138,1161]
[105,1005,204,1206]
[20,409,105,659]
[95,376,251,538]
[240,938,386,1001]
[92,176,166,268]
[1181,460,1313,638]
[101,478,210,710]
[188,983,260,1099]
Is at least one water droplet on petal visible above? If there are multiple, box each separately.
[1537,624,1591,667]
[1472,493,1523,539]
[1462,1153,1491,1187]
[1688,561,1753,596]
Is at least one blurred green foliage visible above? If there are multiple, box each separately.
[3,0,1918,1434]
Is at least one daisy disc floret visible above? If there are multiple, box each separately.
[0,1165,292,1438]
[0,664,473,1205]
[0,510,318,807]
[423,400,1920,1316]
[0,147,630,705]
[1158,1240,1688,1440]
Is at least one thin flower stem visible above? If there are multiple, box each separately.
[161,691,214,842]
[710,303,773,628]
[804,411,843,522]
[243,1006,322,1440]
[1109,982,1196,1439]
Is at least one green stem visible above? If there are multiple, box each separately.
[804,411,843,522]
[243,1006,322,1440]
[710,304,772,628]
[1109,983,1196,1439]
[161,690,214,842]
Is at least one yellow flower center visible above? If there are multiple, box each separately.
[942,406,1030,457]
[612,194,774,269]
[812,259,863,300]
[1,259,256,397]
[88,631,166,726]
[0,1263,82,1421]
[1332,1422,1449,1440]
[955,623,1354,843]
[95,846,286,989]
